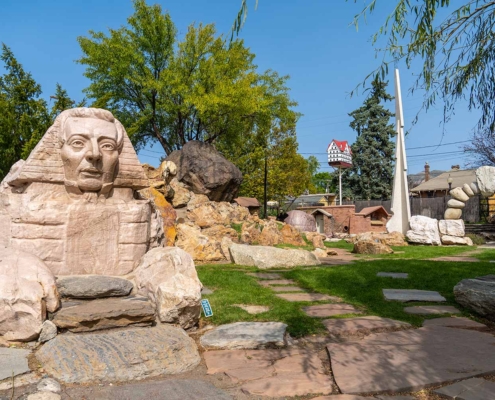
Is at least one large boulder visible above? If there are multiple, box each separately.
[229,243,320,269]
[133,247,202,329]
[280,224,306,246]
[304,232,326,248]
[284,210,316,232]
[356,231,407,247]
[438,219,465,237]
[165,141,242,202]
[441,235,473,246]
[476,166,495,197]
[240,223,262,244]
[175,223,224,262]
[0,247,60,341]
[352,240,393,255]
[454,275,495,321]
[258,220,283,246]
[406,215,441,245]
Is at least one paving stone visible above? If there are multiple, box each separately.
[56,275,134,299]
[404,305,461,315]
[383,289,446,302]
[65,379,232,400]
[27,392,61,400]
[323,316,410,337]
[204,349,332,397]
[312,396,368,400]
[201,287,214,295]
[247,273,282,280]
[233,304,270,314]
[433,377,495,399]
[374,396,415,400]
[422,317,487,328]
[0,347,31,381]
[52,296,155,332]
[200,322,287,349]
[36,325,200,383]
[276,293,341,302]
[327,326,495,394]
[377,272,409,279]
[303,304,363,317]
[270,286,305,292]
[259,279,296,286]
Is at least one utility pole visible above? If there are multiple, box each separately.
[263,152,268,219]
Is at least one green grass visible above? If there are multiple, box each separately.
[197,264,325,337]
[197,246,495,337]
[324,240,354,251]
[371,245,473,259]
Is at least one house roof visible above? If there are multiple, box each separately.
[358,206,390,217]
[327,139,352,154]
[288,193,336,207]
[410,169,476,192]
[310,209,333,217]
[234,197,260,208]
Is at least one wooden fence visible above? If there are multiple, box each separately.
[343,195,481,223]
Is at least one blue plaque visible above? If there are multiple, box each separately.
[201,299,213,317]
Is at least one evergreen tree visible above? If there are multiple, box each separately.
[343,77,395,200]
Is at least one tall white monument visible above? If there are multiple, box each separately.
[386,69,411,234]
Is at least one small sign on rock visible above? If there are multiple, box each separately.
[201,299,213,317]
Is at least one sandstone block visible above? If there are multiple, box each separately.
[280,223,306,246]
[438,219,465,237]
[175,223,224,262]
[476,166,495,197]
[441,235,472,245]
[169,178,191,208]
[353,240,393,254]
[406,215,441,245]
[134,247,202,329]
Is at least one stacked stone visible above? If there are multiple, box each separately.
[444,182,478,220]
[406,215,473,246]
[439,219,472,245]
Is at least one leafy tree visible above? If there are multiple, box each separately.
[78,0,293,156]
[340,77,395,200]
[313,171,335,193]
[353,0,495,132]
[0,44,51,177]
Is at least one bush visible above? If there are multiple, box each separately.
[466,233,486,245]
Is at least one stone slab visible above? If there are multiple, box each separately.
[312,396,368,400]
[52,296,155,332]
[204,349,332,397]
[327,326,495,394]
[422,317,486,329]
[36,325,200,383]
[303,304,362,317]
[233,304,270,314]
[377,272,408,279]
[404,305,461,315]
[259,279,296,286]
[374,396,415,400]
[276,293,341,302]
[246,273,282,280]
[0,347,31,381]
[200,322,287,349]
[56,275,133,299]
[383,289,446,302]
[65,379,232,400]
[323,316,410,337]
[433,377,495,400]
[270,286,305,292]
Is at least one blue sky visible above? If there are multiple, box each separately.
[0,0,477,174]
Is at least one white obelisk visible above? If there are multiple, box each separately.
[386,69,411,234]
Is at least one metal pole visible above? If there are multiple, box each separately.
[263,153,268,219]
[339,167,342,206]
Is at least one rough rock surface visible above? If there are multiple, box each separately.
[328,326,495,394]
[353,240,393,255]
[454,275,495,321]
[441,235,473,246]
[52,296,155,332]
[476,166,495,197]
[56,275,133,299]
[133,247,202,329]
[305,232,326,248]
[406,215,441,245]
[0,247,59,341]
[284,210,316,232]
[356,231,407,246]
[37,378,61,393]
[27,392,61,400]
[168,178,191,208]
[175,223,224,262]
[204,349,333,398]
[229,243,320,269]
[38,320,57,343]
[200,322,287,349]
[36,325,201,383]
[438,219,465,237]
[258,220,283,246]
[280,223,306,246]
[0,347,31,381]
[165,141,242,202]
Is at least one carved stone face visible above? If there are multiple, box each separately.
[60,117,119,192]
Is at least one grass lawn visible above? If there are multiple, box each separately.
[197,245,495,337]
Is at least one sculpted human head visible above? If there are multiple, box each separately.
[58,109,124,193]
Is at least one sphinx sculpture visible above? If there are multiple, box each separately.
[0,108,201,341]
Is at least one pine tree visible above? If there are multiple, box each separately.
[344,77,395,200]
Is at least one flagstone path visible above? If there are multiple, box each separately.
[404,305,461,315]
[383,288,446,302]
[303,304,362,317]
[275,292,341,302]
[433,377,495,399]
[323,316,411,337]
